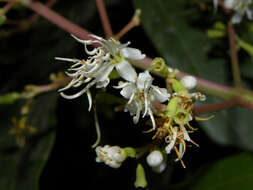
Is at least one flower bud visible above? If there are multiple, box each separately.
[152,162,167,173]
[180,76,197,90]
[95,145,126,169]
[146,150,163,167]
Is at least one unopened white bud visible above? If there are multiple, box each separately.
[180,76,197,90]
[146,150,163,167]
[152,162,167,173]
[95,145,126,169]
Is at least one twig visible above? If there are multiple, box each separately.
[193,98,239,114]
[228,21,241,88]
[115,9,141,40]
[96,0,113,38]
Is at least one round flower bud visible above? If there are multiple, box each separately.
[152,162,167,173]
[180,76,197,90]
[146,150,163,167]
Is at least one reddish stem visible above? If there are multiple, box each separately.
[193,98,239,114]
[96,0,113,38]
[27,1,92,40]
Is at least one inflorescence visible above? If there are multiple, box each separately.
[56,34,207,171]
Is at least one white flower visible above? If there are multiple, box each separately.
[95,145,126,169]
[115,71,170,130]
[146,150,163,167]
[180,75,197,90]
[56,34,145,110]
[224,0,253,23]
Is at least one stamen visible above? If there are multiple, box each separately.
[127,93,135,104]
[71,34,93,44]
[91,106,101,148]
[87,89,92,112]
[180,125,191,142]
[60,80,96,99]
[195,115,214,121]
[113,82,128,89]
[55,57,80,63]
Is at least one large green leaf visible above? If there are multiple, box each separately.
[190,153,253,190]
[0,92,57,190]
[132,0,253,149]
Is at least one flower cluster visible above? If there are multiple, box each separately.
[224,0,253,23]
[57,35,206,171]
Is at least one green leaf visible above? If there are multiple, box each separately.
[190,153,253,190]
[0,92,57,190]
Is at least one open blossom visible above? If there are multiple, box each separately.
[56,34,145,110]
[224,0,253,23]
[115,71,170,130]
[95,145,126,168]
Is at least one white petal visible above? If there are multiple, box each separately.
[96,78,110,88]
[246,9,253,20]
[120,83,136,99]
[137,71,153,90]
[115,59,137,82]
[121,47,145,60]
[95,64,114,82]
[224,0,235,9]
[150,86,170,102]
[232,13,243,24]
[125,101,138,115]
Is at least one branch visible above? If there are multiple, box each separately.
[193,98,239,114]
[96,0,113,38]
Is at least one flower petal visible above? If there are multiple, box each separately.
[116,59,137,82]
[95,64,114,82]
[232,13,243,24]
[121,47,146,60]
[120,83,136,99]
[150,86,170,102]
[137,71,153,90]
